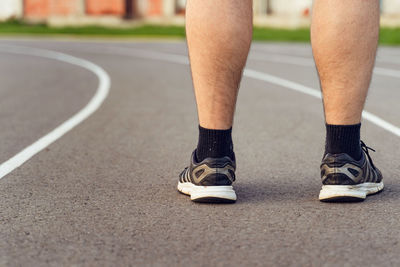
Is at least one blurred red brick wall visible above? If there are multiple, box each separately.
[148,0,162,16]
[86,0,125,15]
[24,0,81,17]
[24,0,50,17]
[24,0,164,18]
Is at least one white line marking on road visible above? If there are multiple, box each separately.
[251,46,400,66]
[377,57,400,65]
[249,52,314,67]
[374,67,400,79]
[0,45,111,179]
[107,47,400,137]
[250,51,400,79]
[102,46,400,80]
[106,46,190,65]
[244,69,322,98]
[72,44,400,79]
[243,69,400,137]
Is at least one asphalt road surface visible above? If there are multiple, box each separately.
[1,38,400,266]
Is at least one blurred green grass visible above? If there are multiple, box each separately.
[0,19,186,38]
[1,19,399,45]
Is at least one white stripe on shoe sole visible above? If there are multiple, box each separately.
[177,182,237,202]
[319,182,384,200]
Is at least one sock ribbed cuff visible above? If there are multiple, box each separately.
[325,123,362,160]
[196,125,233,162]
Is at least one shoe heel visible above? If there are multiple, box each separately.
[189,184,237,203]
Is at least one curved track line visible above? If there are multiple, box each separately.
[374,67,400,79]
[105,46,400,137]
[243,69,400,137]
[249,52,314,66]
[0,45,111,179]
[251,47,400,66]
[250,51,400,79]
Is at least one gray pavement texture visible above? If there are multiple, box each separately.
[0,38,400,266]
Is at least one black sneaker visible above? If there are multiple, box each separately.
[319,141,384,201]
[177,150,237,203]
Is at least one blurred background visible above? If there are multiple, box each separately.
[1,1,400,266]
[1,0,400,28]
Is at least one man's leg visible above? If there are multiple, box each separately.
[177,0,253,202]
[311,0,384,201]
[187,0,253,130]
[312,0,379,126]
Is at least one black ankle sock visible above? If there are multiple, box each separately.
[324,123,362,160]
[196,125,233,162]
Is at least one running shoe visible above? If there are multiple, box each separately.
[319,141,384,201]
[177,150,237,203]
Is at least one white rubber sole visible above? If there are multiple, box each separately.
[319,182,384,201]
[177,182,237,203]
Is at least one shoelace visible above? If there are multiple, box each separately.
[361,140,376,169]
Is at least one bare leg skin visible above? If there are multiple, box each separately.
[311,0,380,125]
[186,0,253,129]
